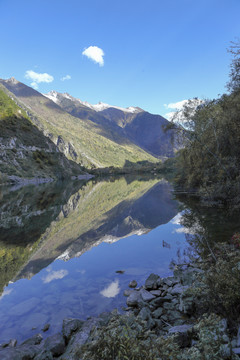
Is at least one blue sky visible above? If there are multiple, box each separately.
[0,0,240,116]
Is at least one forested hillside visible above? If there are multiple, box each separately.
[171,40,240,207]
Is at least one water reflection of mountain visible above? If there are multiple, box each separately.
[15,177,178,281]
[0,180,88,295]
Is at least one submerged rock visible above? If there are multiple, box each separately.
[129,280,137,288]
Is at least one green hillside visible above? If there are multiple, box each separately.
[0,88,84,182]
[0,79,159,169]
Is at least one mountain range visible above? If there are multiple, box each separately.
[0,77,177,182]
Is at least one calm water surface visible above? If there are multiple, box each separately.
[0,176,239,343]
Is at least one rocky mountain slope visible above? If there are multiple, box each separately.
[0,78,159,168]
[0,87,85,184]
[45,91,176,158]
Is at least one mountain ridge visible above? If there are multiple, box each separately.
[0,78,159,169]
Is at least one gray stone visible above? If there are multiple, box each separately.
[21,333,43,346]
[60,318,99,360]
[140,288,156,302]
[147,317,156,330]
[62,318,83,342]
[138,307,151,321]
[170,285,189,296]
[0,344,41,360]
[8,339,17,347]
[42,323,50,332]
[163,277,175,287]
[145,273,160,290]
[163,302,175,310]
[44,333,65,357]
[152,308,163,319]
[126,290,141,307]
[35,349,54,360]
[150,296,170,308]
[10,297,40,316]
[123,289,134,297]
[150,290,161,296]
[129,280,137,288]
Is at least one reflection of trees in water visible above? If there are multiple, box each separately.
[175,195,240,262]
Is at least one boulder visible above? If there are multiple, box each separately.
[62,318,83,343]
[129,280,137,288]
[21,333,43,346]
[140,288,156,302]
[44,333,65,357]
[126,290,141,307]
[145,273,160,290]
[138,307,151,321]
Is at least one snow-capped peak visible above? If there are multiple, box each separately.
[44,90,59,103]
[80,101,142,113]
[44,91,143,114]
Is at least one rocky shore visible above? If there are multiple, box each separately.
[1,262,240,359]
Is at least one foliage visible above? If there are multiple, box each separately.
[227,39,240,92]
[78,312,234,360]
[202,244,240,324]
[170,41,240,207]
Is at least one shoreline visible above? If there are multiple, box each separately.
[1,259,240,359]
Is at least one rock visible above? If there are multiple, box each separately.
[21,333,43,346]
[62,318,83,342]
[147,317,156,330]
[150,296,171,308]
[0,344,41,360]
[126,290,141,307]
[163,277,176,287]
[35,349,54,360]
[168,324,193,347]
[145,273,160,290]
[44,333,65,357]
[129,280,137,288]
[140,288,156,302]
[42,323,50,332]
[150,290,161,296]
[138,307,151,321]
[60,318,99,360]
[1,342,9,348]
[8,339,17,347]
[152,308,163,319]
[163,302,175,311]
[123,289,134,297]
[170,285,189,296]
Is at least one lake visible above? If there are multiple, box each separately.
[0,175,239,343]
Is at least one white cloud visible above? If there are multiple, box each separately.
[82,46,104,66]
[25,70,54,89]
[100,280,120,298]
[61,75,71,81]
[0,288,13,300]
[42,269,68,284]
